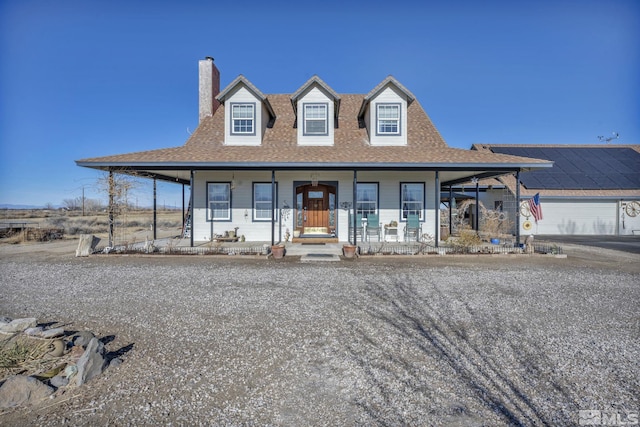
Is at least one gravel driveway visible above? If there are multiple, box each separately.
[1,242,638,426]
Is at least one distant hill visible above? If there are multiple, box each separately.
[0,204,48,209]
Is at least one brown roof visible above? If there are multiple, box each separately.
[77,94,551,169]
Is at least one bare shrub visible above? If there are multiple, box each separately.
[449,229,482,253]
[46,217,68,228]
[2,231,25,244]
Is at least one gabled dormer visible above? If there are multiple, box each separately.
[291,76,340,146]
[358,76,416,146]
[216,75,276,146]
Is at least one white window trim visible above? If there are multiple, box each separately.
[303,103,328,136]
[376,103,401,136]
[253,182,277,221]
[231,103,256,135]
[400,182,425,221]
[356,182,379,219]
[207,182,231,221]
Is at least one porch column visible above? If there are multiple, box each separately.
[352,170,357,245]
[448,186,453,236]
[475,179,480,232]
[271,170,276,246]
[153,178,157,240]
[108,170,115,248]
[190,170,194,248]
[182,183,185,231]
[515,170,521,247]
[434,171,440,247]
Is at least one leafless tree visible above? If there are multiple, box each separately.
[97,171,141,247]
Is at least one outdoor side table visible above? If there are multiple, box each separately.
[384,226,398,242]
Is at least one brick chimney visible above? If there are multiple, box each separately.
[198,56,220,123]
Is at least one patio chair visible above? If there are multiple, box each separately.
[404,213,422,242]
[365,213,381,242]
[349,213,364,242]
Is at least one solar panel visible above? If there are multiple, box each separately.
[491,147,640,190]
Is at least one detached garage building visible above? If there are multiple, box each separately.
[472,144,640,236]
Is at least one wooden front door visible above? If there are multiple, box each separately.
[305,194,327,232]
[296,184,335,234]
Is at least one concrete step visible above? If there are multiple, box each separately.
[283,243,343,257]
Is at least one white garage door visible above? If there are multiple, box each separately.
[520,200,617,235]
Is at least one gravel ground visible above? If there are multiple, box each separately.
[0,241,638,426]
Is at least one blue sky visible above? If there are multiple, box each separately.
[1,0,639,207]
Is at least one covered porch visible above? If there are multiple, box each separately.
[75,163,533,250]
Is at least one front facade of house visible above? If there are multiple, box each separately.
[77,58,552,245]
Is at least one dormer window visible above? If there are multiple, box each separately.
[231,103,255,134]
[377,103,400,135]
[303,103,328,135]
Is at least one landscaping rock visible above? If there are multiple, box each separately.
[69,345,85,360]
[24,326,44,336]
[109,357,123,368]
[76,337,106,386]
[0,317,37,333]
[40,327,65,339]
[49,375,69,389]
[0,375,54,409]
[75,234,99,257]
[72,330,95,348]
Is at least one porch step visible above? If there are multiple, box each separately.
[284,243,343,262]
[292,236,338,244]
[300,253,341,263]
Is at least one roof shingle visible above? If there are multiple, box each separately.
[77,94,551,168]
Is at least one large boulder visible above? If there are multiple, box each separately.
[0,375,54,409]
[75,234,99,257]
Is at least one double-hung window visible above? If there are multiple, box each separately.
[356,183,378,219]
[377,104,400,135]
[401,183,424,220]
[303,103,328,135]
[231,103,255,134]
[208,182,231,220]
[253,183,276,221]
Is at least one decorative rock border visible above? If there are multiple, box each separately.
[0,316,122,410]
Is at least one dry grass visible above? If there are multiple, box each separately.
[0,335,58,381]
[0,209,183,245]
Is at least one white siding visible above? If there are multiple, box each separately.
[223,86,263,146]
[191,170,439,242]
[368,86,408,146]
[621,201,640,235]
[296,87,334,146]
[367,171,437,239]
[520,200,617,235]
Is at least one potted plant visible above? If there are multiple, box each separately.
[270,244,285,259]
[342,243,357,258]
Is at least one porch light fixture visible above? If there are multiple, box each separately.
[471,177,478,185]
[311,174,318,187]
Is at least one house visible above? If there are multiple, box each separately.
[468,144,640,236]
[76,57,553,247]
